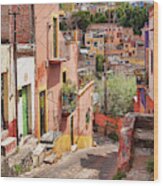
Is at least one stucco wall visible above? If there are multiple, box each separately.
[17,56,35,137]
[34,4,60,138]
[1,44,16,135]
[78,81,94,137]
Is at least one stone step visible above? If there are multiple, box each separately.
[1,130,9,142]
[134,147,154,156]
[40,131,61,144]
[134,129,154,141]
[135,116,154,130]
[32,144,46,167]
[1,137,17,157]
[134,138,154,149]
[44,153,57,164]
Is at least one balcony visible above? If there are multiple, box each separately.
[78,69,94,90]
[61,80,77,116]
[49,57,67,65]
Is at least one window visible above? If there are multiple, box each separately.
[53,17,57,58]
[62,71,67,83]
[151,50,153,74]
[85,108,91,124]
[94,42,98,47]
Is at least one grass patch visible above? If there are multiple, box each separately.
[112,171,126,180]
[146,159,154,173]
[14,164,23,175]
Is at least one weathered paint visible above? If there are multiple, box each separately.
[53,134,93,154]
[34,4,60,138]
[22,87,28,136]
[17,56,35,138]
[1,44,16,136]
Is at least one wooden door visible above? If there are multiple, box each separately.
[39,91,46,136]
[70,116,74,145]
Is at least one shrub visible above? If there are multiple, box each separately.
[108,132,119,143]
[14,164,23,175]
[112,171,126,180]
[146,159,154,173]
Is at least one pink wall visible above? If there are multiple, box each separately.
[60,82,94,138]
[78,81,94,137]
[34,4,60,137]
[59,32,79,86]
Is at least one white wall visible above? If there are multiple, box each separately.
[1,44,16,125]
[17,57,35,137]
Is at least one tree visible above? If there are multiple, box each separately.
[93,12,108,23]
[96,55,104,72]
[71,11,91,32]
[116,2,149,35]
[107,74,136,117]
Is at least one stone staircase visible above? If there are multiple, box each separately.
[32,131,62,166]
[1,130,17,157]
[125,114,154,181]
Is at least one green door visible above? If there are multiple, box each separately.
[22,87,28,136]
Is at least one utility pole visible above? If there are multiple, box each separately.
[8,9,20,145]
[103,35,108,115]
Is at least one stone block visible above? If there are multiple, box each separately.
[1,137,17,157]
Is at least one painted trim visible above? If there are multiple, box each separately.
[37,88,48,139]
[51,13,59,58]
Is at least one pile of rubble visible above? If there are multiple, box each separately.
[1,131,62,177]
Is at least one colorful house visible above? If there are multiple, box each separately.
[34,4,94,151]
[85,30,105,56]
[1,5,35,156]
[134,6,154,114]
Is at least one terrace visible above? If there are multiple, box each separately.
[61,80,77,116]
[78,68,94,90]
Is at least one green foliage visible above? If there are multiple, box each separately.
[62,80,77,113]
[112,171,126,180]
[71,11,108,31]
[146,159,154,173]
[96,55,104,72]
[72,11,91,32]
[107,74,136,117]
[94,12,108,23]
[108,132,119,143]
[116,2,149,35]
[62,80,77,95]
[14,164,23,175]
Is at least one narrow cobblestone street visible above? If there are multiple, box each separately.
[21,141,118,179]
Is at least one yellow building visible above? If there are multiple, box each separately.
[85,31,105,56]
[59,3,75,13]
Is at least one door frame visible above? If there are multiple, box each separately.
[70,115,74,146]
[39,90,47,137]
